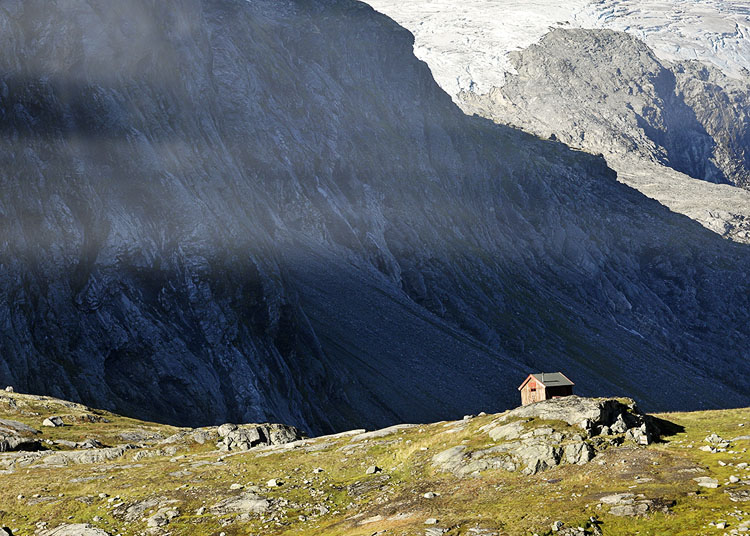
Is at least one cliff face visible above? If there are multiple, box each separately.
[459,29,750,243]
[462,29,750,189]
[0,1,749,434]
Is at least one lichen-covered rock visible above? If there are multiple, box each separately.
[41,445,134,466]
[485,420,526,441]
[0,430,42,452]
[42,417,65,428]
[216,423,303,452]
[218,427,262,452]
[694,477,720,488]
[435,397,661,477]
[502,396,659,444]
[146,507,179,528]
[210,493,270,515]
[0,419,40,435]
[38,525,111,536]
[563,441,594,465]
[516,443,562,475]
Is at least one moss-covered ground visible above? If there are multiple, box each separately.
[1,392,748,536]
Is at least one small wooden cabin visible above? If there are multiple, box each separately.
[518,372,574,406]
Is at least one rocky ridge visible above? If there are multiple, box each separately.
[0,394,301,476]
[461,29,750,188]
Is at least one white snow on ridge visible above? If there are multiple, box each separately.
[364,0,750,99]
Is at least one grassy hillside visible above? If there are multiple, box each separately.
[1,390,748,536]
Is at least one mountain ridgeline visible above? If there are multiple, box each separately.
[461,29,750,189]
[0,0,748,434]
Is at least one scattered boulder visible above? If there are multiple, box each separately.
[54,439,104,450]
[609,502,650,517]
[516,443,561,475]
[694,477,719,489]
[348,474,392,498]
[210,493,270,515]
[117,430,164,443]
[219,426,262,451]
[0,430,42,452]
[112,498,164,523]
[41,445,134,466]
[217,423,303,452]
[0,527,13,536]
[4,387,13,393]
[0,419,39,435]
[598,493,655,517]
[63,414,110,425]
[703,433,731,451]
[38,524,111,536]
[365,465,381,474]
[77,439,104,450]
[42,417,65,428]
[727,488,750,502]
[563,441,595,465]
[624,424,653,446]
[146,507,179,528]
[217,423,238,437]
[554,523,603,536]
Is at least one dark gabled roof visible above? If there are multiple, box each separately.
[518,372,574,390]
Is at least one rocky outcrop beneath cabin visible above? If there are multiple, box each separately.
[499,396,658,444]
[433,397,658,476]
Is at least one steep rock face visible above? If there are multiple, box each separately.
[0,1,749,433]
[363,1,750,241]
[462,29,750,188]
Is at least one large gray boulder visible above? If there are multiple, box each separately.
[217,423,303,452]
[42,417,65,428]
[210,493,270,515]
[0,419,40,435]
[516,443,562,475]
[0,419,42,452]
[38,525,111,536]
